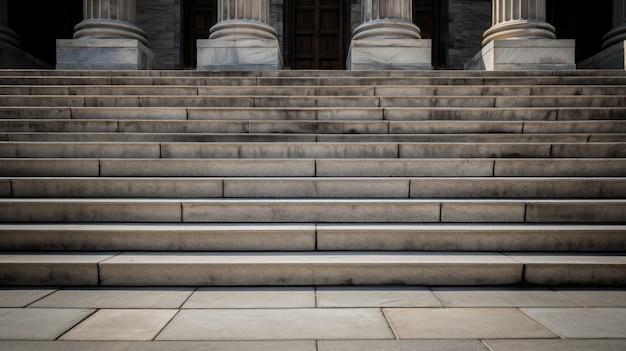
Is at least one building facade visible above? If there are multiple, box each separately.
[0,0,623,70]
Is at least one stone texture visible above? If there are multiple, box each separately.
[0,159,99,177]
[197,39,281,71]
[60,309,177,341]
[432,287,579,307]
[157,308,394,340]
[319,340,490,351]
[466,39,576,71]
[0,308,94,340]
[384,308,557,339]
[0,288,56,307]
[56,39,160,70]
[556,288,626,307]
[485,339,626,351]
[441,201,526,223]
[316,159,493,177]
[183,287,315,308]
[0,341,317,351]
[348,39,432,70]
[316,286,442,308]
[525,200,626,223]
[31,288,193,309]
[521,308,626,338]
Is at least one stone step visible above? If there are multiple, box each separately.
[3,85,626,97]
[0,95,623,108]
[1,142,623,159]
[2,177,624,199]
[2,119,625,134]
[1,158,624,177]
[0,199,624,223]
[1,223,623,252]
[1,251,623,286]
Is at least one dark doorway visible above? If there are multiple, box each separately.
[547,0,612,63]
[182,0,218,68]
[288,0,347,70]
[8,0,82,66]
[413,0,447,69]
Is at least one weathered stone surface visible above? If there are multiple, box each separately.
[183,287,315,308]
[0,308,94,340]
[520,308,626,338]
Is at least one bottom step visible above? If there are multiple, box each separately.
[1,252,624,286]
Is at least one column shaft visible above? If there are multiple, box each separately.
[210,0,276,40]
[482,0,555,46]
[74,0,147,46]
[603,0,626,49]
[353,0,420,40]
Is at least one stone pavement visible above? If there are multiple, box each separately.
[0,287,625,350]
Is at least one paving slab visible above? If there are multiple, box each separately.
[318,340,490,351]
[521,308,626,338]
[0,308,94,340]
[60,309,177,341]
[431,287,579,307]
[0,288,56,307]
[0,340,317,351]
[384,308,557,339]
[157,308,394,340]
[31,288,194,309]
[555,288,626,307]
[182,287,315,308]
[484,339,626,351]
[316,286,442,307]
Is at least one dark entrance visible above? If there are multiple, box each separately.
[413,0,447,69]
[288,0,348,70]
[182,0,218,68]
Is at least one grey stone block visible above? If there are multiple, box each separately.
[400,143,550,158]
[520,308,626,338]
[0,159,100,177]
[316,159,494,177]
[485,339,626,351]
[0,107,72,119]
[0,341,317,351]
[389,121,523,134]
[526,200,626,223]
[441,201,526,223]
[383,107,559,121]
[319,340,490,351]
[551,143,626,158]
[0,142,160,158]
[0,308,94,340]
[56,39,160,70]
[71,107,187,120]
[494,159,626,177]
[466,39,575,71]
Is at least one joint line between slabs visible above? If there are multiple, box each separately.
[381,308,399,340]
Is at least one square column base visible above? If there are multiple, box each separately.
[347,38,432,70]
[56,39,160,70]
[197,38,282,71]
[465,39,576,71]
[578,40,626,69]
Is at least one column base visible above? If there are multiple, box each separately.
[465,39,576,71]
[0,42,51,69]
[56,39,160,70]
[347,38,432,70]
[578,40,626,69]
[197,38,282,71]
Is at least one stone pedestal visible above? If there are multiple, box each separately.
[467,0,574,70]
[197,0,281,71]
[579,0,626,69]
[57,0,159,70]
[348,0,431,70]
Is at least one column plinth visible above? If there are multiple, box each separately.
[57,0,159,70]
[197,0,281,70]
[348,0,431,70]
[466,0,574,70]
[579,0,626,69]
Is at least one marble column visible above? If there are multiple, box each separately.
[348,0,431,70]
[0,0,21,48]
[580,0,626,69]
[57,0,159,70]
[0,0,49,68]
[466,0,574,70]
[197,0,281,70]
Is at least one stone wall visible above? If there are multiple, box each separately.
[137,0,181,69]
[447,0,491,69]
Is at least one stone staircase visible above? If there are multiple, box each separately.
[0,69,625,287]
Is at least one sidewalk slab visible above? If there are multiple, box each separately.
[431,287,579,307]
[384,308,557,339]
[521,308,626,338]
[182,287,315,308]
[318,340,489,351]
[555,288,626,307]
[484,339,626,351]
[60,309,177,341]
[0,340,317,351]
[0,288,56,307]
[31,288,194,309]
[316,286,442,308]
[157,308,394,340]
[0,308,94,340]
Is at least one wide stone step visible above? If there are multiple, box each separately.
[0,251,623,286]
[2,158,624,177]
[3,85,626,97]
[2,119,626,134]
[0,199,624,223]
[3,177,625,199]
[1,142,623,158]
[1,223,623,252]
[2,106,625,121]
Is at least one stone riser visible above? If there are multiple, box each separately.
[2,120,625,134]
[1,224,624,252]
[2,177,625,199]
[0,142,624,158]
[1,251,624,286]
[2,107,624,121]
[0,199,624,223]
[2,158,624,177]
